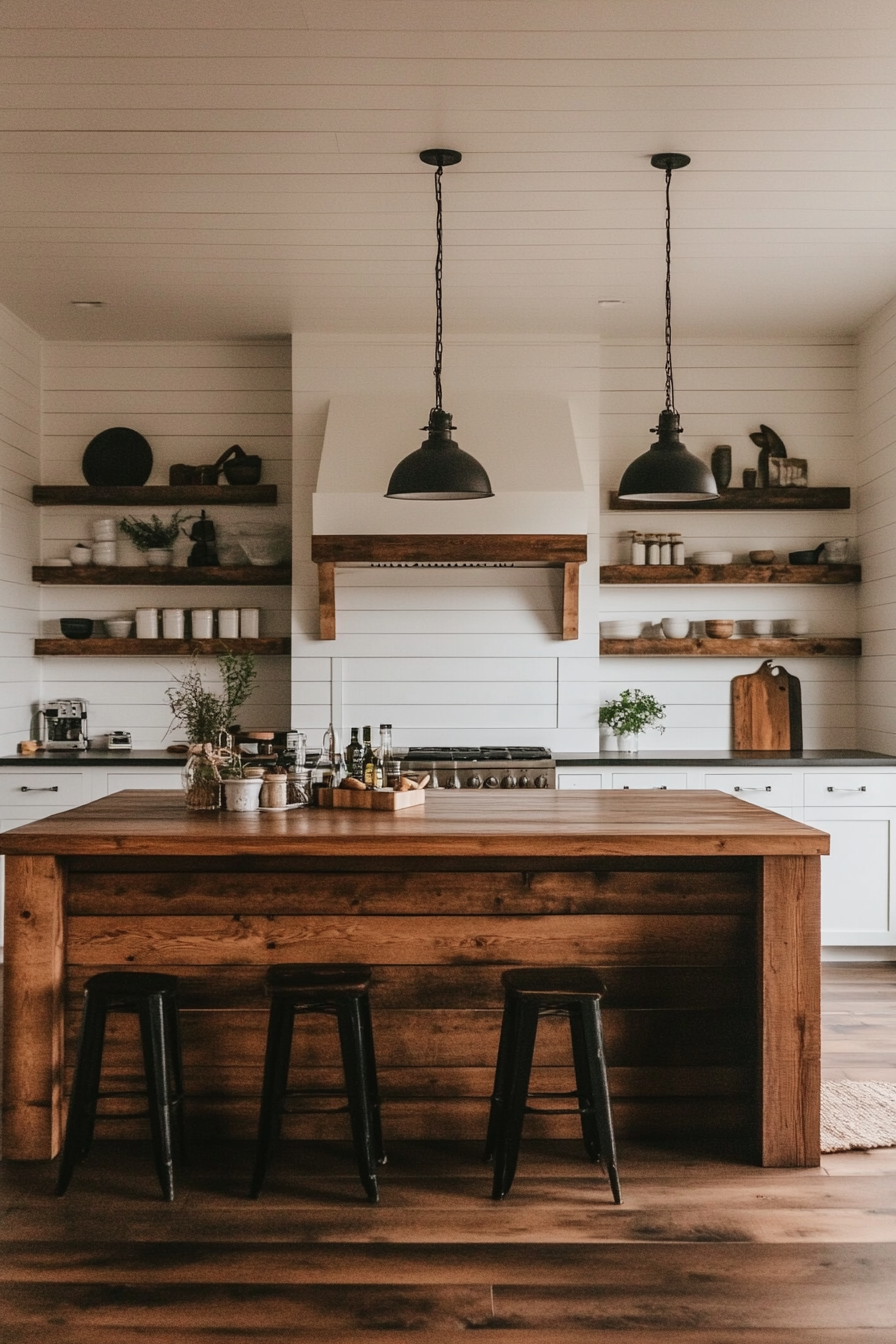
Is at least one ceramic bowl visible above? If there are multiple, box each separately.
[705,619,735,639]
[660,618,690,639]
[749,550,776,564]
[785,617,809,636]
[600,620,643,638]
[103,619,133,638]
[693,550,733,565]
[60,618,94,639]
[749,619,773,636]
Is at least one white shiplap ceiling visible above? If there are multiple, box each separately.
[2,0,896,342]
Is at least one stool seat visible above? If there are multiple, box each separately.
[250,962,384,1203]
[266,963,372,997]
[56,971,186,1201]
[501,967,607,998]
[485,965,621,1205]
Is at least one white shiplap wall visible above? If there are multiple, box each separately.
[0,303,40,753]
[291,334,859,752]
[599,340,858,750]
[291,334,601,749]
[857,297,896,753]
[39,341,292,746]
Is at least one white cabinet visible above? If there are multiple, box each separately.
[612,772,688,790]
[805,807,896,944]
[556,770,603,790]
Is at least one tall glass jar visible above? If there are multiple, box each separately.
[182,743,222,811]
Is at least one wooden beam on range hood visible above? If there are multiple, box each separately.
[310,534,588,641]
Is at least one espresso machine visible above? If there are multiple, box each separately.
[39,700,89,750]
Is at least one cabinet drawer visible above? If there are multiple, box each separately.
[556,771,603,790]
[0,771,85,808]
[611,772,688,790]
[704,773,793,810]
[805,774,896,807]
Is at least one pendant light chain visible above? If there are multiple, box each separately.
[664,164,676,414]
[433,163,444,412]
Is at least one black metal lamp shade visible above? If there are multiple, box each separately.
[386,408,494,500]
[617,409,717,502]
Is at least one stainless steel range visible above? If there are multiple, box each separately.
[399,746,554,791]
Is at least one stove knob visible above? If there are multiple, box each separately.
[484,775,499,789]
[517,773,532,788]
[444,774,460,788]
[467,774,482,789]
[501,774,517,789]
[534,774,549,789]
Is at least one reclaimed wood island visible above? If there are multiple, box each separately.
[1,789,827,1167]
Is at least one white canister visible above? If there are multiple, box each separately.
[92,518,117,542]
[218,608,239,638]
[162,608,185,639]
[240,607,260,638]
[69,544,92,565]
[191,608,214,639]
[222,777,263,812]
[92,540,118,566]
[260,773,288,808]
[135,607,159,638]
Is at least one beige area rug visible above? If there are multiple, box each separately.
[822,1081,896,1152]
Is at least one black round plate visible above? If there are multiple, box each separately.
[82,427,153,486]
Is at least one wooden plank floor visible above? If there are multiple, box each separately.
[2,962,896,1340]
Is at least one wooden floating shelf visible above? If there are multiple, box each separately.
[32,565,291,586]
[32,484,277,506]
[608,487,851,511]
[35,637,290,657]
[311,533,588,642]
[600,563,861,585]
[600,637,861,658]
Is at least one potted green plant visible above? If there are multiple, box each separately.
[166,650,257,809]
[598,689,666,753]
[119,511,190,567]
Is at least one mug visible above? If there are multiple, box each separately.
[135,607,159,638]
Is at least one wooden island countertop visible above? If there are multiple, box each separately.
[1,789,827,1168]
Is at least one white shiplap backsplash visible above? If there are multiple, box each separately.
[291,334,859,753]
[0,303,41,754]
[858,296,896,753]
[38,341,292,747]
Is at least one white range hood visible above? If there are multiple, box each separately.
[312,392,587,535]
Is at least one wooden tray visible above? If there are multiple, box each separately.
[326,788,426,810]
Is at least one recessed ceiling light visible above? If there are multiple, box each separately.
[598,299,625,307]
[70,300,105,309]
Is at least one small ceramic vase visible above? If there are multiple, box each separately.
[616,733,639,753]
[711,445,732,490]
[222,777,263,812]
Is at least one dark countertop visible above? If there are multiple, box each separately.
[555,749,896,768]
[0,749,182,767]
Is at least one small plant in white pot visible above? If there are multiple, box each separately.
[119,511,190,567]
[599,689,666,753]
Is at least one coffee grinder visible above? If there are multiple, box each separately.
[39,700,89,750]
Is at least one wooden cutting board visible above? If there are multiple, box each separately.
[731,660,803,751]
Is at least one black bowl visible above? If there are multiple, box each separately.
[60,618,94,639]
[789,550,820,565]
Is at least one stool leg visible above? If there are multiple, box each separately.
[163,993,188,1163]
[138,993,177,1202]
[484,985,518,1163]
[249,998,295,1199]
[491,997,539,1201]
[336,996,379,1203]
[357,991,386,1165]
[56,993,108,1195]
[579,998,622,1204]
[568,1003,601,1162]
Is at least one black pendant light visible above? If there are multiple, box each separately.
[617,153,717,502]
[386,149,493,501]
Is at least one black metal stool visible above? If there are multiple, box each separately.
[484,967,622,1203]
[249,963,385,1203]
[56,971,186,1201]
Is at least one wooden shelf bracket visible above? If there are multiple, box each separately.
[311,534,587,641]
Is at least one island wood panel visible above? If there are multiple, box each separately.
[65,863,756,917]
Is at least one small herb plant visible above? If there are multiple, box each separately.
[166,650,257,743]
[119,511,190,551]
[599,689,666,737]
